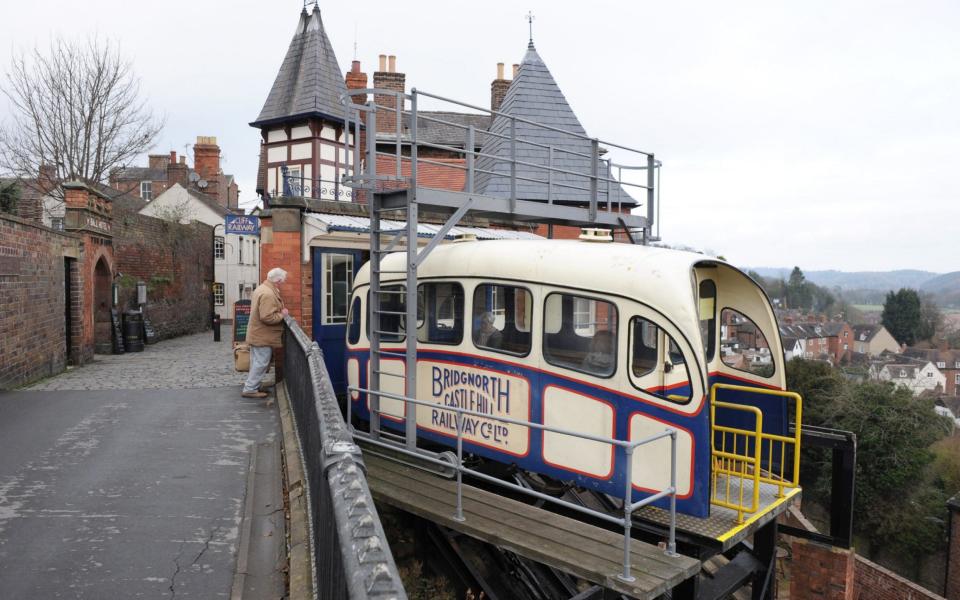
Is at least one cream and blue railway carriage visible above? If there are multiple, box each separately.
[345,238,797,519]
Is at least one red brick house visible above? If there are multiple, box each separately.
[109,137,239,209]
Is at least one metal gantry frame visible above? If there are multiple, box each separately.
[334,86,680,583]
[337,86,662,453]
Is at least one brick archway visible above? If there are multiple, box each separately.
[93,256,113,354]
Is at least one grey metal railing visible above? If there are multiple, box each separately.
[337,87,661,241]
[347,384,681,583]
[282,317,406,599]
[278,166,352,202]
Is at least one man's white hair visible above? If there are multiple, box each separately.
[267,268,288,283]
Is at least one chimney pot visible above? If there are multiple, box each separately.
[180,156,186,164]
[170,151,177,164]
[351,60,361,73]
[497,63,504,79]
[388,55,396,73]
[512,64,520,78]
[378,54,387,72]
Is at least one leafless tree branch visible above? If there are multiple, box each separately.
[0,37,164,203]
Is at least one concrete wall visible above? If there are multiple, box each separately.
[0,213,82,389]
[112,209,214,340]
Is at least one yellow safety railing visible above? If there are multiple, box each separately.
[710,383,803,523]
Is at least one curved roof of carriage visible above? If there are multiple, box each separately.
[354,239,725,345]
[475,43,638,207]
[251,5,348,128]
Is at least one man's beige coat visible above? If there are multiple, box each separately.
[246,280,285,347]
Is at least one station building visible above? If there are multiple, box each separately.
[253,4,641,378]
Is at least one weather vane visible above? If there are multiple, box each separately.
[526,11,535,46]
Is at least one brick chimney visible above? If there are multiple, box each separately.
[512,63,520,78]
[148,154,170,170]
[167,152,188,188]
[491,63,510,112]
[194,136,221,183]
[37,164,57,194]
[345,60,368,105]
[373,54,405,135]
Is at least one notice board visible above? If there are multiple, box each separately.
[233,300,252,343]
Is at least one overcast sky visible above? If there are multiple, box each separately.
[2,0,957,272]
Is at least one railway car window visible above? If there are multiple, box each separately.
[631,318,659,377]
[629,316,693,403]
[322,253,354,324]
[472,284,532,355]
[417,282,463,345]
[367,285,405,342]
[720,308,774,378]
[543,293,618,377]
[699,280,717,361]
[347,297,361,344]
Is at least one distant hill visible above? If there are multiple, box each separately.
[747,268,940,291]
[921,272,960,308]
[746,267,960,308]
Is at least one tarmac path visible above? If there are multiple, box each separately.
[0,332,283,599]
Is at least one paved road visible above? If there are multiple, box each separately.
[0,333,283,598]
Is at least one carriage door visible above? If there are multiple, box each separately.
[312,248,363,395]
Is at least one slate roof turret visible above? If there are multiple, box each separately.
[475,43,637,207]
[251,5,347,128]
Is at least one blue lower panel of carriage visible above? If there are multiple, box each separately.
[312,248,363,395]
[348,348,712,518]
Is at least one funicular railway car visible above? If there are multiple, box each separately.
[345,236,801,528]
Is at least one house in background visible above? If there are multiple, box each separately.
[876,361,945,396]
[139,183,259,319]
[903,347,960,396]
[852,324,900,356]
[110,136,239,210]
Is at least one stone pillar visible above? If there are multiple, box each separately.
[790,538,855,600]
[62,181,114,362]
[258,198,305,325]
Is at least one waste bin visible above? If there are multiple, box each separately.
[123,310,145,352]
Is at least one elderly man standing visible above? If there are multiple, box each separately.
[242,267,289,398]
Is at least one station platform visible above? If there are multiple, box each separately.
[635,476,801,552]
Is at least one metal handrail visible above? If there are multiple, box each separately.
[709,383,803,523]
[336,88,657,222]
[348,384,681,582]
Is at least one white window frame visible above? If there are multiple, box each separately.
[141,181,152,200]
[213,282,225,306]
[214,236,225,260]
[321,253,354,325]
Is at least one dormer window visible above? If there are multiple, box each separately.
[899,369,907,378]
[938,361,946,369]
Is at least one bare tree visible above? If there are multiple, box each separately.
[0,37,163,203]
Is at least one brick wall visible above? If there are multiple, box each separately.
[112,209,213,340]
[0,213,82,389]
[854,556,944,600]
[790,538,855,600]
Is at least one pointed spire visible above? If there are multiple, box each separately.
[251,4,347,128]
[526,11,535,49]
[475,41,636,207]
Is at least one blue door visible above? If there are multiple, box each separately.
[312,248,364,395]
